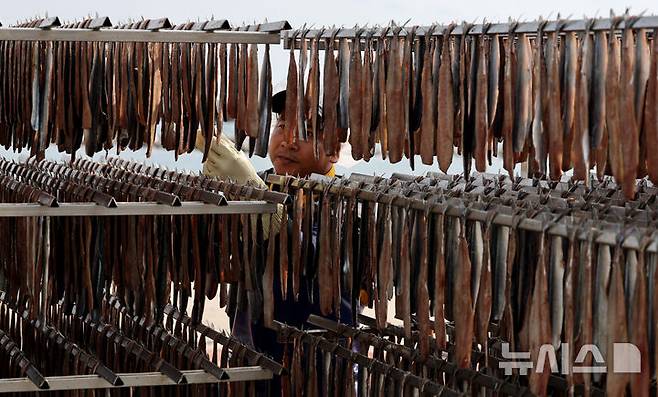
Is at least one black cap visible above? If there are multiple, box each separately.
[271,90,322,120]
[272,90,287,114]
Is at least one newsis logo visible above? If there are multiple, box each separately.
[499,343,642,375]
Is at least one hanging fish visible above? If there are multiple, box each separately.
[502,25,516,177]
[226,43,238,119]
[454,218,473,368]
[590,30,608,151]
[297,28,309,141]
[433,213,447,350]
[361,32,374,161]
[630,238,650,397]
[322,32,340,157]
[645,29,658,184]
[546,30,563,179]
[254,44,272,158]
[527,231,552,397]
[607,21,624,190]
[436,27,454,173]
[620,22,639,199]
[386,27,404,164]
[488,33,502,148]
[349,29,364,160]
[531,23,546,175]
[572,26,593,181]
[338,37,350,131]
[245,43,260,142]
[513,32,532,155]
[402,27,415,168]
[606,244,629,396]
[308,30,323,158]
[474,31,489,172]
[561,32,578,171]
[376,29,388,160]
[419,30,435,166]
[634,29,650,142]
[284,32,298,144]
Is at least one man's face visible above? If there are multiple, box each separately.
[268,116,337,177]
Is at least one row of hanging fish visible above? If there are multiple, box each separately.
[267,174,658,396]
[0,156,276,330]
[284,15,658,199]
[0,290,263,396]
[0,17,274,161]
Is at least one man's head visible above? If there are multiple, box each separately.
[268,91,340,177]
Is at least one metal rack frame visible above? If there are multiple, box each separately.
[0,201,276,217]
[0,16,288,44]
[0,367,272,393]
[266,174,658,252]
[282,15,658,49]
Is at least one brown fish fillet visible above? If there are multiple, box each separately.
[546,32,562,179]
[386,31,404,163]
[361,35,374,161]
[245,43,259,139]
[437,31,454,173]
[322,38,339,157]
[291,189,304,301]
[318,191,332,315]
[580,233,595,396]
[433,213,447,350]
[419,35,435,165]
[147,43,162,157]
[475,220,493,364]
[630,239,650,397]
[646,29,658,183]
[561,32,578,171]
[620,27,638,199]
[227,43,238,119]
[563,230,578,395]
[572,31,592,181]
[400,208,412,338]
[606,245,629,396]
[607,32,624,187]
[528,232,551,397]
[454,219,474,368]
[502,35,515,177]
[475,35,489,172]
[416,211,430,360]
[349,32,363,160]
[284,43,298,143]
[377,38,388,160]
[376,205,392,329]
[279,209,289,299]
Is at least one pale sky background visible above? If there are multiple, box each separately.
[0,0,654,175]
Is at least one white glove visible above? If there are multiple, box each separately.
[196,133,283,239]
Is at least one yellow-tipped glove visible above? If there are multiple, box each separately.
[196,133,283,239]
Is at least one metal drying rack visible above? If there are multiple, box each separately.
[282,14,658,49]
[266,173,658,253]
[0,16,289,44]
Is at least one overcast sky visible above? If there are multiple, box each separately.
[3,0,654,27]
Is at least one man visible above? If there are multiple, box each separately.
[196,90,348,359]
[198,90,338,187]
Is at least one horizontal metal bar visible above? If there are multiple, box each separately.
[0,368,272,393]
[282,15,658,44]
[0,28,281,44]
[0,201,276,217]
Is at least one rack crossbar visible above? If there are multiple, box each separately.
[0,368,272,393]
[0,201,276,217]
[0,28,280,44]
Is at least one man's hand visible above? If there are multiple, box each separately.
[195,134,266,188]
[196,133,283,239]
